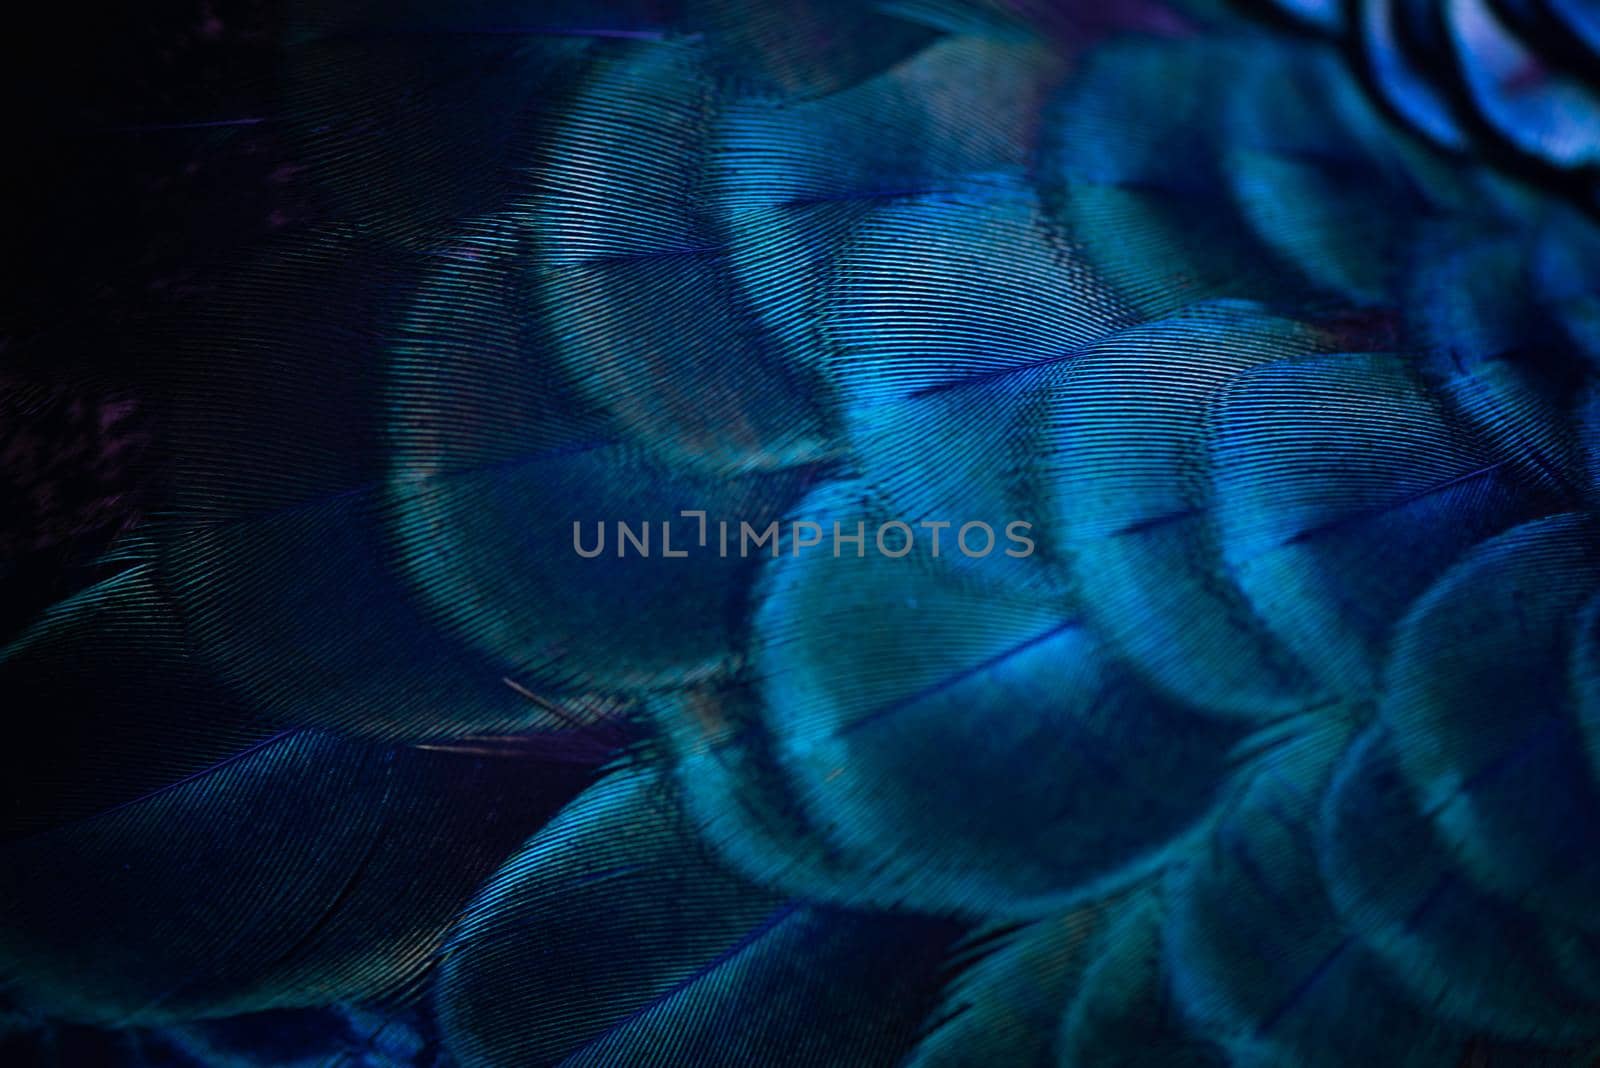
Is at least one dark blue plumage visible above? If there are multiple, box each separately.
[4,0,1600,1063]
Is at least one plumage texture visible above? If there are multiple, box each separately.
[5,0,1600,1063]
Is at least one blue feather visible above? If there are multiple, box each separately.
[9,0,1600,1061]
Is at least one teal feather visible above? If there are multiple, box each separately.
[9,0,1600,1062]
[2,731,587,1025]
[435,768,958,1067]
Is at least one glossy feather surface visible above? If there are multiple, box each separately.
[5,0,1600,1064]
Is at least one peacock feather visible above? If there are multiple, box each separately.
[4,0,1600,1063]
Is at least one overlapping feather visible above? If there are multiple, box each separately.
[6,0,1600,1064]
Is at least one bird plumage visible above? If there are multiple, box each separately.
[4,0,1600,1063]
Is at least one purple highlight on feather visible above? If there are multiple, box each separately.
[19,728,301,841]
[573,903,805,1049]
[1281,461,1512,547]
[839,617,1082,736]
